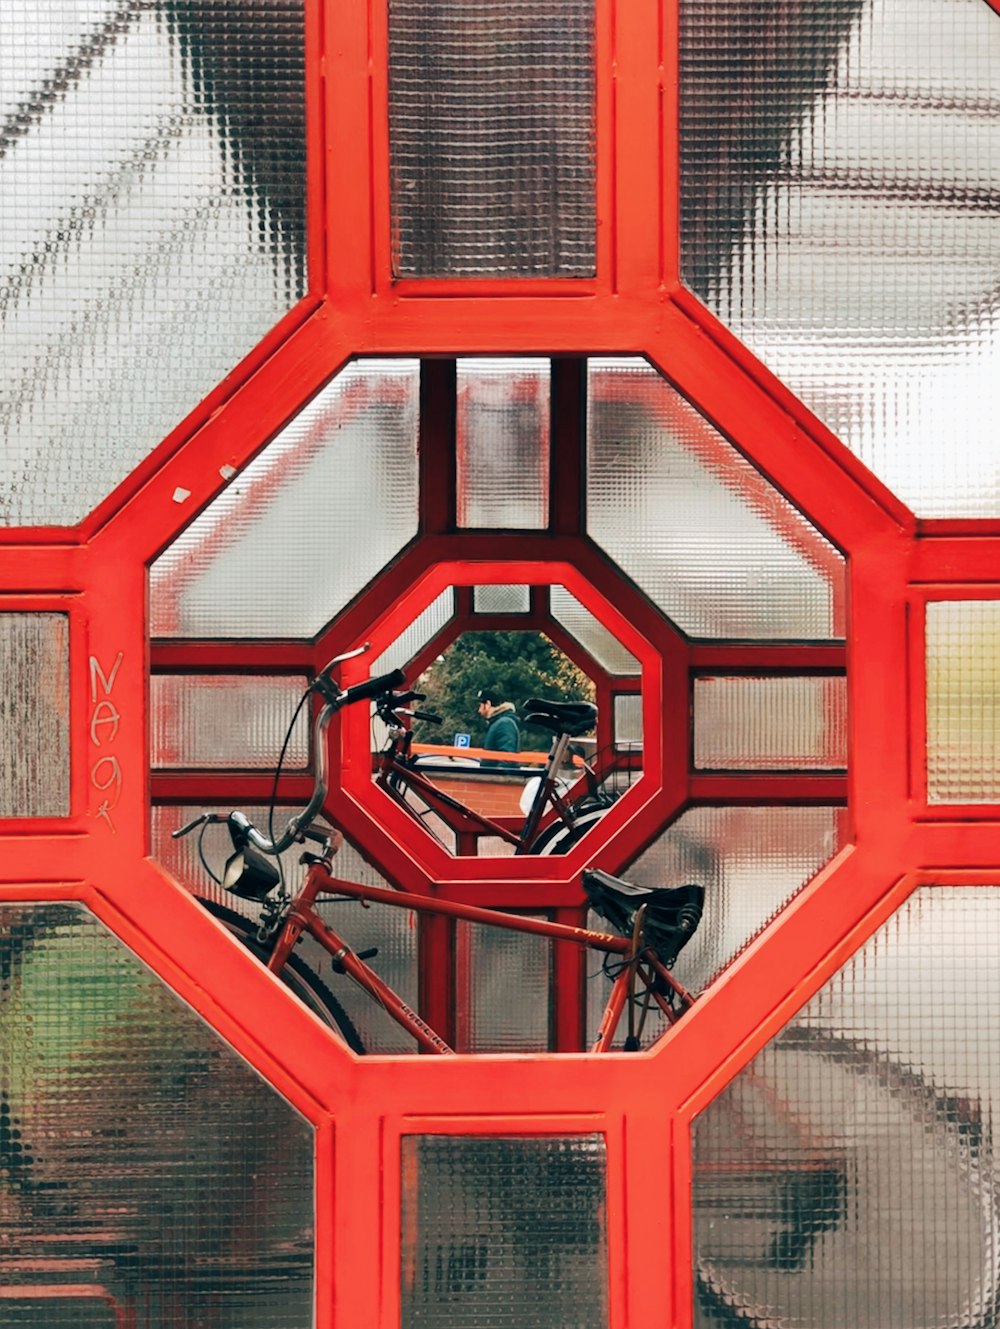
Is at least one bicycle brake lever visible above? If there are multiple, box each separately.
[316,642,371,677]
[392,690,426,706]
[171,812,225,839]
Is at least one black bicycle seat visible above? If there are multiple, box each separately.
[583,869,704,966]
[523,697,597,738]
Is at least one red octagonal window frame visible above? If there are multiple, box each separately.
[326,556,681,895]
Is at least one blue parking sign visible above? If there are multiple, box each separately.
[454,732,471,748]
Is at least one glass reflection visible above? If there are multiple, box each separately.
[692,887,1000,1329]
[1,902,314,1326]
[0,1,307,526]
[680,0,1000,517]
[401,1135,609,1327]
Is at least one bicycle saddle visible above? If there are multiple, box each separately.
[583,869,704,967]
[523,697,598,738]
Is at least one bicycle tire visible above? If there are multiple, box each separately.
[382,771,456,852]
[198,898,366,1054]
[531,807,608,855]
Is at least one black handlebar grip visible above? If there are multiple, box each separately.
[341,668,407,706]
[392,690,426,706]
[412,710,442,724]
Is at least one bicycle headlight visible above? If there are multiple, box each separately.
[222,843,281,900]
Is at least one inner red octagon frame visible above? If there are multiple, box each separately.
[328,555,672,894]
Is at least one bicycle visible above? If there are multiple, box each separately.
[373,687,616,856]
[173,648,703,1054]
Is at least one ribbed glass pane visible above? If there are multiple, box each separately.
[2,1297,120,1328]
[457,359,550,527]
[613,693,643,749]
[0,613,69,817]
[401,1134,609,1328]
[693,887,1000,1329]
[1,1,306,526]
[389,2,596,278]
[369,589,455,677]
[456,918,550,1051]
[587,359,843,639]
[150,674,308,769]
[926,599,1000,802]
[550,586,640,675]
[694,676,847,770]
[616,806,846,998]
[473,584,531,613]
[680,0,1000,518]
[1,902,313,1325]
[150,360,420,637]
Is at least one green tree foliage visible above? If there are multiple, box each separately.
[411,631,595,749]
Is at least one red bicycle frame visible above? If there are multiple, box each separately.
[264,854,697,1054]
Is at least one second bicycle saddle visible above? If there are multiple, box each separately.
[583,869,704,967]
[523,697,598,738]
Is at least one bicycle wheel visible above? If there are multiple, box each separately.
[693,1026,1000,1329]
[382,771,457,852]
[531,807,608,855]
[198,898,366,1054]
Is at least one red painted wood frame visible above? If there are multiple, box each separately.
[2,3,999,1328]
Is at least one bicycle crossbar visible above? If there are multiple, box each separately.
[315,869,633,955]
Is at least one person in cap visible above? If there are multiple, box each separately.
[476,687,521,767]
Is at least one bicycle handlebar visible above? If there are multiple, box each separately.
[172,651,411,863]
[339,668,406,705]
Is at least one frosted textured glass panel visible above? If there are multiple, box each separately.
[0,613,69,817]
[0,1,306,525]
[1,902,313,1325]
[456,918,550,1051]
[680,0,1000,518]
[389,3,596,278]
[473,583,531,613]
[2,1297,121,1328]
[550,586,640,675]
[695,676,847,770]
[693,888,1000,1329]
[614,694,643,748]
[587,359,843,639]
[369,589,455,676]
[401,1135,609,1328]
[150,674,308,769]
[926,599,1000,802]
[621,806,846,995]
[150,361,420,637]
[457,359,550,527]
